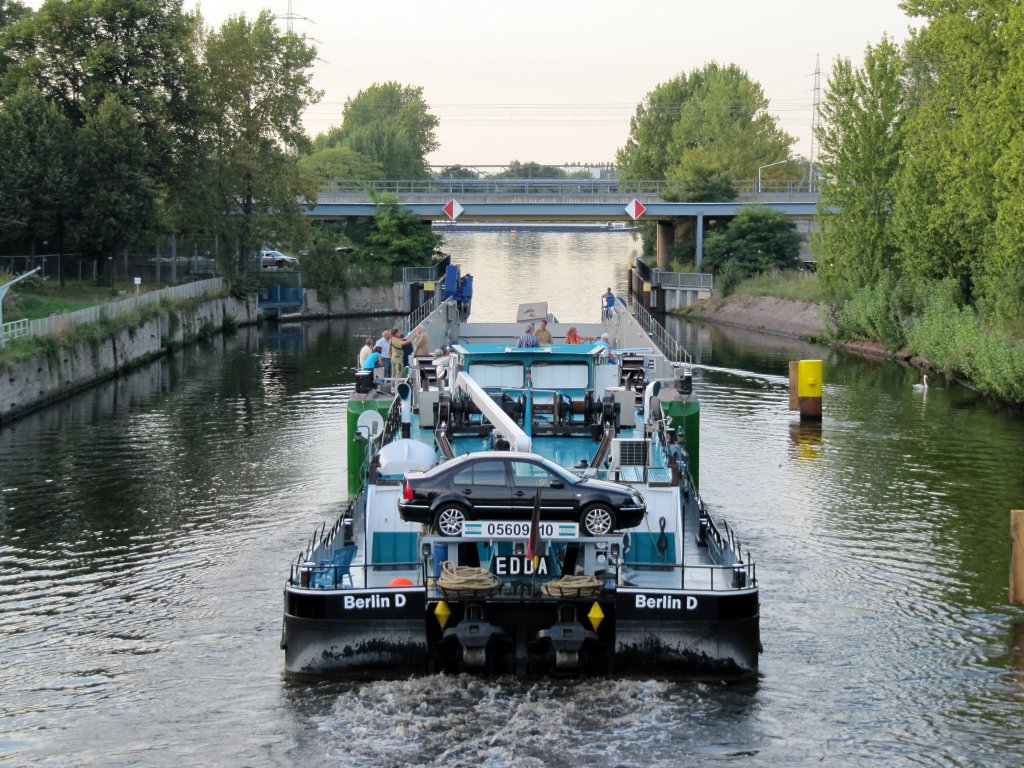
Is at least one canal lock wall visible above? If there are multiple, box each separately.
[0,295,256,425]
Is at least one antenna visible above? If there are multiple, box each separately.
[809,53,821,191]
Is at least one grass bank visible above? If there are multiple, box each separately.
[2,278,160,321]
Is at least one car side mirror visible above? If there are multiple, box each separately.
[549,481,563,489]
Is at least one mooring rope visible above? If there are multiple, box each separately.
[436,561,500,590]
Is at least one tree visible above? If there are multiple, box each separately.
[702,206,801,290]
[0,85,75,273]
[330,82,439,178]
[364,195,442,273]
[301,239,350,307]
[74,94,157,282]
[814,36,906,304]
[201,10,321,273]
[618,62,793,184]
[298,146,383,186]
[436,165,479,180]
[2,1,204,180]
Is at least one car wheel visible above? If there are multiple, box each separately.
[276,259,286,268]
[581,504,617,536]
[434,503,468,537]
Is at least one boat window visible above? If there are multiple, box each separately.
[466,363,524,389]
[509,461,560,487]
[530,363,589,390]
[452,460,508,487]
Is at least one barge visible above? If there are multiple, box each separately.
[281,276,760,678]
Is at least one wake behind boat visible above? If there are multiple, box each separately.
[281,268,760,678]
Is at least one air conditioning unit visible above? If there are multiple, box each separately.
[609,438,649,469]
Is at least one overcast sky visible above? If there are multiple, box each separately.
[41,1,920,168]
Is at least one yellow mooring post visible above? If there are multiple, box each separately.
[796,359,822,421]
[1012,510,1024,605]
[788,361,799,411]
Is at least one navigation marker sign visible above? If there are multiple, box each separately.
[443,199,464,221]
[625,198,647,220]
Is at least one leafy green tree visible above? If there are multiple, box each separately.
[329,82,439,178]
[814,36,906,304]
[74,95,157,282]
[301,239,350,307]
[491,161,566,179]
[364,195,442,274]
[298,146,383,186]
[618,62,793,184]
[0,0,30,82]
[0,85,75,269]
[702,205,801,293]
[201,10,321,273]
[2,1,204,178]
[436,165,479,179]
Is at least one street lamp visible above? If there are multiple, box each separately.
[757,159,791,194]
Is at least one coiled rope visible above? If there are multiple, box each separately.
[436,561,500,591]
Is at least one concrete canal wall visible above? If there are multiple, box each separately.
[0,295,255,425]
[303,284,404,316]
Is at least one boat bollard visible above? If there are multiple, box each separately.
[789,359,822,422]
[1012,510,1024,605]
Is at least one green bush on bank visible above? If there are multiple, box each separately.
[907,285,1024,402]
[732,269,824,303]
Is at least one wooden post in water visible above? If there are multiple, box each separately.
[1012,510,1024,605]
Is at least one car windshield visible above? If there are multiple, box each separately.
[534,456,580,484]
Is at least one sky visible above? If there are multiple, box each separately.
[42,1,920,169]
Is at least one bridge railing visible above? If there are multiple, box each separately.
[635,260,714,290]
[627,296,692,366]
[319,178,819,197]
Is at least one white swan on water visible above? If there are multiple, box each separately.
[913,374,929,391]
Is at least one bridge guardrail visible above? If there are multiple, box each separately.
[320,178,819,197]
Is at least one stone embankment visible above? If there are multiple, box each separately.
[1,295,256,425]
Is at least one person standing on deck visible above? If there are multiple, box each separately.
[375,329,392,378]
[516,324,540,348]
[412,325,430,357]
[603,288,615,320]
[535,319,553,344]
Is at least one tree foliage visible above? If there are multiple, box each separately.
[702,206,801,293]
[315,82,438,179]
[365,195,442,272]
[814,36,906,304]
[617,62,793,186]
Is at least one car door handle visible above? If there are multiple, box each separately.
[515,490,526,497]
[461,489,473,495]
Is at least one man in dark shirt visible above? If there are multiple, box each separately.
[516,324,540,347]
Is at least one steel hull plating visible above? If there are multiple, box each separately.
[283,585,759,678]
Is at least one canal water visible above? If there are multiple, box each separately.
[2,231,1023,767]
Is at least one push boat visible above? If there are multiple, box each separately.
[281,274,760,678]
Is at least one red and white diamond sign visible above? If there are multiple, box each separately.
[625,198,647,220]
[443,199,464,221]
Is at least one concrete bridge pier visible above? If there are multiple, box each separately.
[656,220,675,270]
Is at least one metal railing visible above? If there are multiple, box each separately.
[3,278,224,343]
[0,318,29,346]
[634,260,713,290]
[320,178,820,198]
[628,296,691,365]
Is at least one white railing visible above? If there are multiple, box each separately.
[5,278,224,343]
[0,318,29,346]
[628,296,691,365]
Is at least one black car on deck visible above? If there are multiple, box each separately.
[398,451,646,537]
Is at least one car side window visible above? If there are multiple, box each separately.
[472,461,508,486]
[510,462,556,487]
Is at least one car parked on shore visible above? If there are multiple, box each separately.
[260,250,297,269]
[398,451,646,536]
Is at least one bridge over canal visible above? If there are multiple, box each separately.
[307,177,819,270]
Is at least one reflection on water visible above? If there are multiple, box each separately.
[2,233,1024,767]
